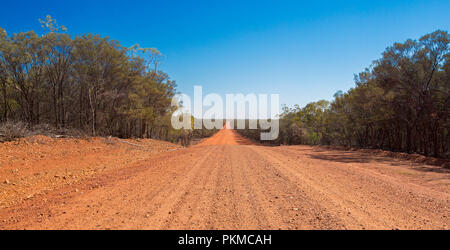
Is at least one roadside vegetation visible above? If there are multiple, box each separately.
[0,16,215,145]
[1,17,448,155]
[239,30,449,158]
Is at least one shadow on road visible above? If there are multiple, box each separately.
[305,147,450,174]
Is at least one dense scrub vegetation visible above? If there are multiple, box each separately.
[1,18,448,154]
[0,16,213,144]
[239,30,449,158]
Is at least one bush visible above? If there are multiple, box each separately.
[0,121,30,141]
[0,122,88,142]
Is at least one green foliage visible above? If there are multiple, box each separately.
[0,15,180,141]
[239,30,449,158]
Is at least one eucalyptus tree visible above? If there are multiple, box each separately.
[0,15,180,140]
[241,30,449,157]
[0,28,9,121]
[0,31,47,124]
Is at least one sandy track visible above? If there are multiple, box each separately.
[0,129,449,229]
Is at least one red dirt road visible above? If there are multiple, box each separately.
[0,129,449,229]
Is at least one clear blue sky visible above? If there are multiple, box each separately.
[1,0,449,108]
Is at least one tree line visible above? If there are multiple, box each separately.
[239,30,449,158]
[0,16,193,142]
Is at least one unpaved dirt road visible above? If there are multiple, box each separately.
[1,129,449,229]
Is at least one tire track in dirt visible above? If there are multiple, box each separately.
[279,146,450,196]
[0,148,185,229]
[253,146,449,229]
[161,145,223,229]
[272,146,450,229]
[207,145,244,228]
[0,146,215,229]
[1,128,448,229]
[252,146,383,229]
[129,145,216,229]
[242,146,347,229]
[224,146,270,229]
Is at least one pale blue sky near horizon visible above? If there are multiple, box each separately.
[1,0,449,108]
